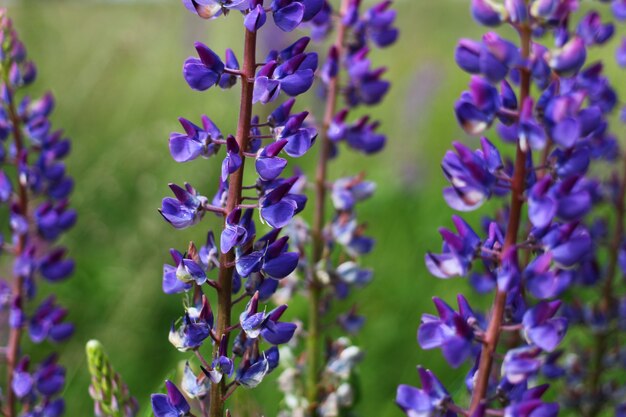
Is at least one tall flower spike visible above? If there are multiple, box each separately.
[399,2,626,417]
[152,1,318,417]
[0,10,76,417]
[250,1,400,416]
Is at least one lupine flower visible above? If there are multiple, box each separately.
[169,115,222,163]
[577,11,614,46]
[548,37,587,76]
[441,138,506,211]
[151,381,190,417]
[396,367,457,417]
[425,215,481,278]
[221,135,242,181]
[168,295,213,351]
[418,296,477,367]
[522,301,567,352]
[260,177,306,228]
[236,235,299,279]
[236,346,280,388]
[253,53,317,104]
[159,183,207,229]
[455,76,501,135]
[183,42,225,91]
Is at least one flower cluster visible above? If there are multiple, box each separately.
[151,2,326,417]
[259,1,399,416]
[0,10,75,417]
[399,2,626,417]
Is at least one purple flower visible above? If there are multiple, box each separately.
[183,42,226,91]
[613,0,626,20]
[162,249,193,294]
[151,380,190,417]
[617,37,626,67]
[253,52,317,104]
[418,296,478,367]
[271,0,305,32]
[345,50,390,106]
[221,135,242,181]
[236,346,279,388]
[159,183,207,229]
[260,177,306,228]
[505,399,559,417]
[441,137,506,211]
[260,304,297,345]
[220,208,254,253]
[276,111,317,157]
[522,301,567,352]
[236,235,299,279]
[207,337,234,383]
[396,367,457,417]
[425,215,481,279]
[38,248,74,282]
[255,139,288,181]
[502,346,542,384]
[331,176,375,211]
[455,76,501,135]
[168,296,214,351]
[245,2,267,33]
[577,11,614,46]
[169,115,222,163]
[548,37,586,76]
[219,48,240,89]
[29,296,74,343]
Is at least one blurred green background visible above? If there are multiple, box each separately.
[5,1,626,416]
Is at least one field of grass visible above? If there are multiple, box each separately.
[5,1,626,416]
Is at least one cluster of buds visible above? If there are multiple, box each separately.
[0,9,75,417]
[86,340,138,417]
[399,2,626,417]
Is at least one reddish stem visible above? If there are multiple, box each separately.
[5,85,28,417]
[208,27,257,417]
[469,22,532,414]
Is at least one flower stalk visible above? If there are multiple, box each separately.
[210,27,257,417]
[307,0,350,407]
[469,20,532,414]
[5,78,28,417]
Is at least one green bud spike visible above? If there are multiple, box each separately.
[86,340,139,417]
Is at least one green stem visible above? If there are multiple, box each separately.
[306,0,350,412]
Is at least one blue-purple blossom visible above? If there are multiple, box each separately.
[183,42,226,91]
[169,115,222,163]
[396,367,457,417]
[159,183,207,229]
[151,380,190,417]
